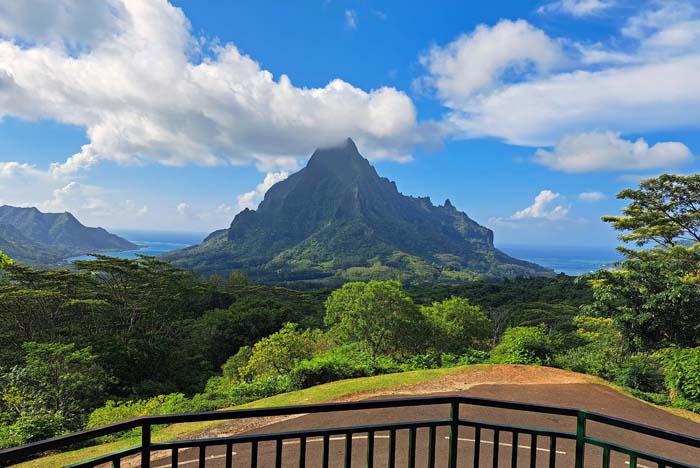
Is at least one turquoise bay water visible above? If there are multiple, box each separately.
[70,230,621,277]
[497,244,622,276]
[67,230,208,262]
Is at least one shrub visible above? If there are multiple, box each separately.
[659,347,700,402]
[440,350,488,368]
[0,411,66,447]
[614,355,665,393]
[290,352,372,389]
[490,325,554,365]
[400,353,441,371]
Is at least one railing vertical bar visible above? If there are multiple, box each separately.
[530,434,537,467]
[172,448,178,468]
[141,422,151,468]
[473,426,481,468]
[428,425,436,468]
[113,457,121,468]
[344,432,352,468]
[388,429,396,468]
[198,446,205,468]
[602,446,610,468]
[322,434,330,468]
[493,430,500,468]
[408,427,417,468]
[225,442,232,468]
[575,412,586,468]
[299,436,307,468]
[448,401,460,468]
[366,430,375,468]
[251,440,258,468]
[275,438,283,468]
[511,431,519,468]
[549,437,557,468]
[629,454,637,468]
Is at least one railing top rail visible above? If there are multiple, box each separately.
[3,394,700,463]
[582,409,700,448]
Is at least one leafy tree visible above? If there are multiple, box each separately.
[554,316,625,379]
[324,281,426,358]
[0,249,11,269]
[0,342,107,434]
[490,325,555,365]
[239,323,325,379]
[421,297,492,353]
[586,174,700,350]
[602,174,700,247]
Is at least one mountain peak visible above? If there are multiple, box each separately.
[306,137,371,177]
[166,139,552,284]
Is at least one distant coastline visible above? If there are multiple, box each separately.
[68,230,621,277]
[497,243,621,276]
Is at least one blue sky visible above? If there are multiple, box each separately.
[0,0,699,247]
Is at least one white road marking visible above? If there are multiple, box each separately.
[624,461,654,468]
[153,433,569,467]
[152,451,236,468]
[444,435,567,455]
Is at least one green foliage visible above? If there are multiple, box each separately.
[0,343,107,427]
[614,354,665,394]
[585,246,700,351]
[602,174,700,247]
[490,325,555,365]
[239,323,326,380]
[289,348,374,389]
[421,296,493,353]
[554,316,625,380]
[659,347,700,403]
[165,142,550,285]
[0,249,11,269]
[87,393,200,429]
[325,281,427,358]
[222,346,252,381]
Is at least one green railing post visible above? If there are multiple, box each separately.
[141,422,151,468]
[448,401,459,468]
[574,411,586,468]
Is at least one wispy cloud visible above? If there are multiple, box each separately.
[538,0,615,17]
[344,9,357,30]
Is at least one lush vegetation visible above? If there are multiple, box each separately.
[4,174,700,452]
[164,139,550,285]
[0,205,136,266]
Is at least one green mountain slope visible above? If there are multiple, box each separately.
[165,139,552,285]
[0,205,137,265]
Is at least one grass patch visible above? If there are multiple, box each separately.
[14,365,475,468]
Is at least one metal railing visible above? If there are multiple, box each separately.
[1,395,699,467]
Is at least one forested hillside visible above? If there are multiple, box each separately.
[2,174,700,452]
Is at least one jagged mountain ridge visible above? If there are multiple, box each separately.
[165,139,552,285]
[0,205,137,265]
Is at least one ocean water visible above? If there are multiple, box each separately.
[497,243,622,276]
[69,231,622,277]
[67,229,208,262]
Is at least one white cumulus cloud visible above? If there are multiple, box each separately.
[0,0,430,179]
[534,131,692,173]
[419,19,565,104]
[422,3,700,150]
[511,190,570,221]
[237,171,289,212]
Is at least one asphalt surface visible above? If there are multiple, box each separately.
[141,384,700,468]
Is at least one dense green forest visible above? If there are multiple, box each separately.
[2,174,700,450]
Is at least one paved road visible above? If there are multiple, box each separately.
[141,384,700,468]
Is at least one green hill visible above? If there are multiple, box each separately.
[165,139,551,285]
[0,205,137,265]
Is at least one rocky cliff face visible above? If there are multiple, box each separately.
[165,138,552,285]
